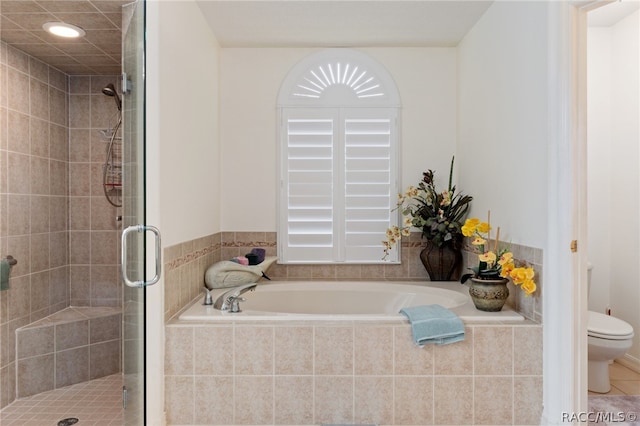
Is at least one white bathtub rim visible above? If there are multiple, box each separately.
[179,280,524,322]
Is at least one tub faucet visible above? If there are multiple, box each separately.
[213,283,257,312]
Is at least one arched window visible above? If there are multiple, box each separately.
[278,49,401,263]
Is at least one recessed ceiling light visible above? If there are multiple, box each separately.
[42,22,86,38]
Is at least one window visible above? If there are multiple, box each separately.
[278,49,401,263]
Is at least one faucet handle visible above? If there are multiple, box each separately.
[203,288,213,305]
[228,296,246,313]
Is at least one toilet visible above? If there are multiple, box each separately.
[587,263,635,393]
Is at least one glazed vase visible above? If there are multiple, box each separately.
[419,240,462,281]
[468,277,510,312]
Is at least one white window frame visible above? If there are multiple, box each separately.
[277,49,401,264]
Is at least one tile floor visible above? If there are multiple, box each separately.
[589,362,640,396]
[0,374,123,426]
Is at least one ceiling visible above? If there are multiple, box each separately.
[588,0,640,27]
[0,0,493,76]
[0,0,127,75]
[11,0,637,75]
[196,1,493,48]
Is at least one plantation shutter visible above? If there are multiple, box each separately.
[280,108,398,263]
[344,109,396,262]
[278,49,401,264]
[281,109,339,262]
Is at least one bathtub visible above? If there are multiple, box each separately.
[179,281,524,322]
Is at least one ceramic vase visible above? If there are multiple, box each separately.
[419,239,462,281]
[468,277,510,311]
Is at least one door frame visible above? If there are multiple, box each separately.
[143,1,165,424]
[543,1,612,424]
[543,1,584,424]
[140,2,600,424]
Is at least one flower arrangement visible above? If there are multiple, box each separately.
[459,217,537,296]
[382,157,472,259]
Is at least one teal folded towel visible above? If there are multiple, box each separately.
[399,304,465,347]
[0,259,10,291]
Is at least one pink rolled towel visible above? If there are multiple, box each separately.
[230,256,249,265]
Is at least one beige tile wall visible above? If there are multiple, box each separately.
[165,321,542,425]
[68,75,122,308]
[0,42,70,409]
[164,234,222,321]
[0,42,123,409]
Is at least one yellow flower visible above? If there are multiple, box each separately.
[396,193,405,204]
[498,252,513,266]
[525,267,535,280]
[471,237,486,246]
[403,216,413,227]
[500,260,515,278]
[521,279,536,296]
[477,221,491,234]
[461,218,480,237]
[509,267,532,285]
[479,251,496,264]
[401,227,411,237]
[461,211,537,297]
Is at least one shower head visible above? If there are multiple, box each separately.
[102,83,122,111]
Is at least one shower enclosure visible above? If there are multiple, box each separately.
[0,1,149,423]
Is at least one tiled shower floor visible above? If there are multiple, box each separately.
[0,374,123,426]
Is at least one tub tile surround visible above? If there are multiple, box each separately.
[164,232,543,424]
[165,231,543,322]
[163,234,222,321]
[165,321,542,425]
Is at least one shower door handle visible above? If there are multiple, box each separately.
[121,225,162,288]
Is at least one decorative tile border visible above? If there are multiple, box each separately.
[165,244,218,272]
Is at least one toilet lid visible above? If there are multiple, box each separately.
[588,311,634,340]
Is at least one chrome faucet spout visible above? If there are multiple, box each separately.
[214,283,257,311]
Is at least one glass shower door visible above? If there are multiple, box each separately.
[121,1,147,424]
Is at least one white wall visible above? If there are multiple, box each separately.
[587,10,640,366]
[146,1,221,423]
[457,1,548,248]
[219,47,458,231]
[153,0,222,247]
[587,27,613,314]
